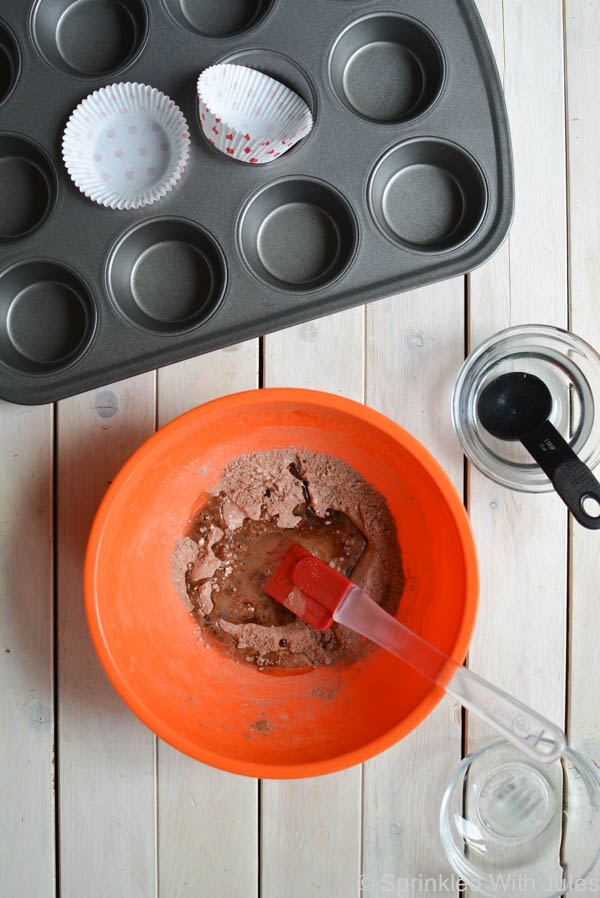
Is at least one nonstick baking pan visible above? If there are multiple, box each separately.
[0,0,513,405]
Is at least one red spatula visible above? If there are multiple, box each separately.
[265,540,565,764]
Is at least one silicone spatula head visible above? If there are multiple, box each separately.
[264,540,353,631]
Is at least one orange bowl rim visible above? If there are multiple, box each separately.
[84,387,479,779]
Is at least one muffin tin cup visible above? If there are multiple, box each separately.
[106,217,227,335]
[197,64,313,164]
[0,0,514,404]
[238,177,359,292]
[329,12,445,124]
[0,259,96,373]
[0,133,58,241]
[31,0,149,78]
[368,138,488,253]
[203,49,319,166]
[161,0,274,38]
[0,17,20,106]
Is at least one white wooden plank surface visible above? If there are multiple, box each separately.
[263,309,365,401]
[565,0,600,764]
[0,401,55,898]
[261,307,364,898]
[156,344,259,898]
[57,376,157,898]
[467,0,568,758]
[362,279,466,896]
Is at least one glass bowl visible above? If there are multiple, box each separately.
[440,740,600,898]
[452,325,600,492]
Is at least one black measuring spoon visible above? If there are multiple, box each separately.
[477,372,600,529]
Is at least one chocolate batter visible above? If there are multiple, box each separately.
[171,448,404,669]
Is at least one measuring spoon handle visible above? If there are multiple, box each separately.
[552,459,600,529]
[521,422,600,529]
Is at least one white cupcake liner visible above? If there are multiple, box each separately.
[197,64,313,164]
[62,82,190,210]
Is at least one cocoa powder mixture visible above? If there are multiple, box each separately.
[171,448,404,669]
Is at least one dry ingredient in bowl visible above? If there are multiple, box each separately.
[171,448,404,669]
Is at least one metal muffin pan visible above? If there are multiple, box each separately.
[0,0,513,405]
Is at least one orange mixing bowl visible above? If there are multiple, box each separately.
[85,389,478,778]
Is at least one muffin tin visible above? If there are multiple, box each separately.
[0,0,514,405]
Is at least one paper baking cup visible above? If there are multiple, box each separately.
[197,64,313,163]
[62,83,190,210]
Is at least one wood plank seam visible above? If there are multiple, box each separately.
[53,400,59,898]
[561,0,573,757]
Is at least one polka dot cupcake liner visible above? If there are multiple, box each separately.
[62,82,191,210]
[197,64,313,164]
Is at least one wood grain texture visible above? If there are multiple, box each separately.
[564,0,600,764]
[0,401,55,898]
[157,342,259,422]
[262,768,362,898]
[57,376,157,898]
[263,308,365,401]
[156,345,259,898]
[467,0,568,757]
[261,307,364,898]
[362,280,466,896]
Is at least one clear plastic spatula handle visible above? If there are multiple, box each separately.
[333,585,566,764]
